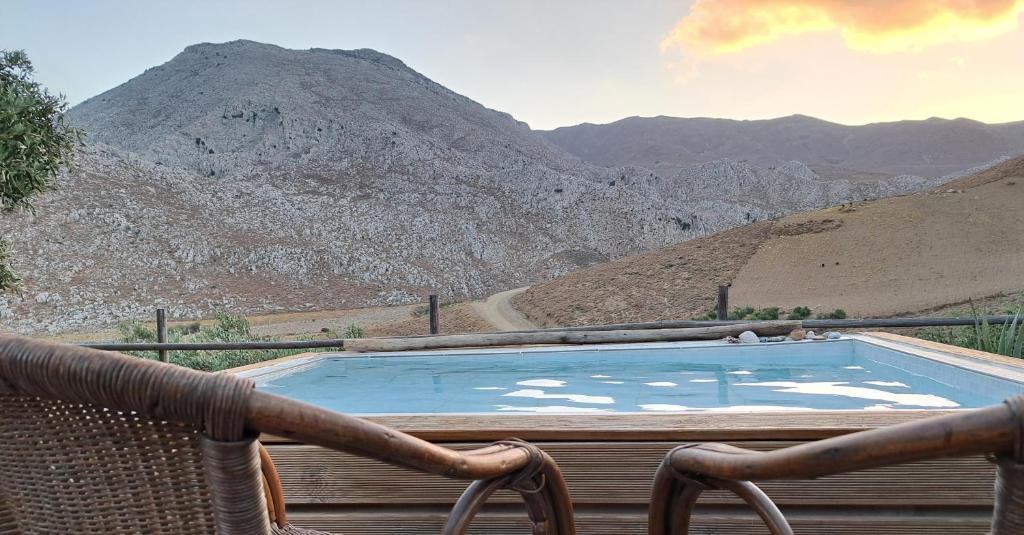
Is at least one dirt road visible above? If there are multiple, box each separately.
[469,287,537,331]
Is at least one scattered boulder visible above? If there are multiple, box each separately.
[789,329,806,341]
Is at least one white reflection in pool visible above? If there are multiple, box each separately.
[864,381,908,388]
[517,379,566,387]
[640,404,689,411]
[503,389,614,404]
[495,405,610,413]
[737,381,959,407]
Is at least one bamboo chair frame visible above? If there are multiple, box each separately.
[0,334,575,534]
[649,395,1024,534]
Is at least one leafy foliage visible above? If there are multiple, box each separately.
[815,309,847,320]
[343,323,364,338]
[0,50,82,212]
[730,306,780,320]
[693,306,789,320]
[787,306,812,320]
[919,303,1023,359]
[0,50,82,291]
[0,239,18,290]
[118,312,365,371]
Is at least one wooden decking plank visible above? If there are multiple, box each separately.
[284,509,992,535]
[265,441,995,507]
[259,411,951,443]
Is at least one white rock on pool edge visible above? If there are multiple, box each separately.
[738,331,760,343]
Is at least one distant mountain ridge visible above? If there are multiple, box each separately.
[0,40,972,333]
[542,114,1024,178]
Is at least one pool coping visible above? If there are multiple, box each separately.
[234,333,1023,442]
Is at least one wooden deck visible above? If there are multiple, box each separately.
[263,428,994,533]
[253,333,1019,534]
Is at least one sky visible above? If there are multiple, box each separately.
[3,0,1023,130]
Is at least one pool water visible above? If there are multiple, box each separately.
[246,339,1024,414]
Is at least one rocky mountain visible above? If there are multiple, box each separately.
[542,114,1024,179]
[0,41,956,334]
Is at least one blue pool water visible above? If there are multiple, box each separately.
[246,339,1024,414]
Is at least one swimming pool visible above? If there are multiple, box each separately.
[240,336,1024,415]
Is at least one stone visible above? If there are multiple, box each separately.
[788,329,806,341]
[825,331,842,340]
[738,331,760,344]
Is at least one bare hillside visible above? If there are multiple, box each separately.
[515,156,1024,324]
[0,40,945,334]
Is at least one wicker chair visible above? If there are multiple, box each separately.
[0,334,575,534]
[649,395,1024,534]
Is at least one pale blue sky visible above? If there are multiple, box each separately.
[4,0,1023,129]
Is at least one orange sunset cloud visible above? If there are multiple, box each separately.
[662,0,1024,54]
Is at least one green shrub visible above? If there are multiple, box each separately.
[118,312,361,372]
[343,323,364,339]
[974,308,1023,358]
[0,240,18,290]
[694,306,787,321]
[919,305,1023,359]
[728,306,780,320]
[816,309,847,320]
[787,306,812,320]
[752,307,780,320]
[730,306,755,320]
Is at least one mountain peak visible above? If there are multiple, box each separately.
[179,40,412,72]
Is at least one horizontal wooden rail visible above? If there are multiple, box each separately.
[344,321,800,352]
[504,315,1022,333]
[78,339,347,351]
[74,315,1018,352]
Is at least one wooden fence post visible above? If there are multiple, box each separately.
[428,294,439,335]
[717,285,729,321]
[156,308,168,363]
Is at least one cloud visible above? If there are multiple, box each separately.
[662,0,1024,54]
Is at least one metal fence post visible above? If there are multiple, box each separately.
[156,308,168,363]
[717,285,729,321]
[428,294,439,335]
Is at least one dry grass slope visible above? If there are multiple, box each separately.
[515,155,1024,325]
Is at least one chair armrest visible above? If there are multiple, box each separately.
[666,400,1019,481]
[258,443,288,528]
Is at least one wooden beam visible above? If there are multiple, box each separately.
[344,320,800,352]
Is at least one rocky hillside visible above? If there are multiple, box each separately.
[0,41,957,334]
[543,114,1024,179]
[514,156,1024,326]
